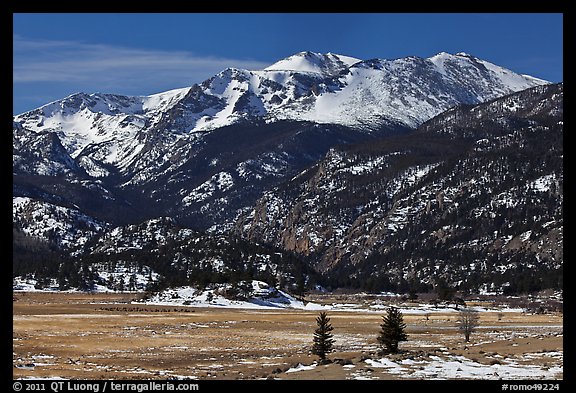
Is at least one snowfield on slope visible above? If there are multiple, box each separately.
[14,51,548,170]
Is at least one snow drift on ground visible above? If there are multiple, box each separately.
[365,353,562,380]
[144,280,325,310]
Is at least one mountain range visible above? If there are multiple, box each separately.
[12,51,562,295]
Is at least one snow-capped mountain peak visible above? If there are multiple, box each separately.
[13,51,549,180]
[427,52,548,88]
[264,51,360,75]
[15,51,548,139]
[14,87,191,167]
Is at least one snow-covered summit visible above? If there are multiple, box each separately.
[13,87,191,170]
[264,51,361,75]
[427,52,548,90]
[13,51,549,182]
[15,50,548,139]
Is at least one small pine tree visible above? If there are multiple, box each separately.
[378,306,408,353]
[129,274,137,291]
[207,292,215,303]
[312,312,335,361]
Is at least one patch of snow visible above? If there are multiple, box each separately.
[182,172,234,205]
[529,174,556,193]
[520,231,532,242]
[285,363,318,373]
[367,353,562,380]
[144,280,322,310]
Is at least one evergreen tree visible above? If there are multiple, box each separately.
[205,292,214,303]
[238,280,254,300]
[129,274,137,291]
[57,263,69,290]
[435,278,455,301]
[312,312,335,361]
[107,275,116,291]
[117,275,125,292]
[79,261,96,291]
[294,274,306,301]
[378,306,408,353]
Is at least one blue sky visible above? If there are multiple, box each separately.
[13,13,563,114]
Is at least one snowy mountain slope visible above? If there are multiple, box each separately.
[12,51,548,231]
[12,125,142,227]
[13,196,105,251]
[13,122,81,177]
[418,83,563,138]
[13,50,548,181]
[303,52,547,129]
[140,120,396,230]
[14,88,190,171]
[148,51,547,132]
[235,83,563,293]
[14,51,547,166]
[71,217,319,295]
[15,116,396,231]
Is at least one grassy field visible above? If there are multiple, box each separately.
[13,292,563,380]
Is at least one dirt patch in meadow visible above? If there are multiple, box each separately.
[13,292,563,380]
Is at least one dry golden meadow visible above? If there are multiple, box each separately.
[13,292,562,380]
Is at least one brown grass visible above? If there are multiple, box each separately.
[13,292,563,380]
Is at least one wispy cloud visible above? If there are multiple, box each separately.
[13,35,270,92]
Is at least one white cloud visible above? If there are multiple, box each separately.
[13,35,270,91]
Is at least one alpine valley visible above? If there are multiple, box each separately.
[13,51,562,297]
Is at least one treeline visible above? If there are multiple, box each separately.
[14,223,319,296]
[327,252,563,296]
[86,234,318,296]
[13,227,65,282]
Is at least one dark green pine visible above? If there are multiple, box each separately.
[378,306,408,353]
[312,311,335,360]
